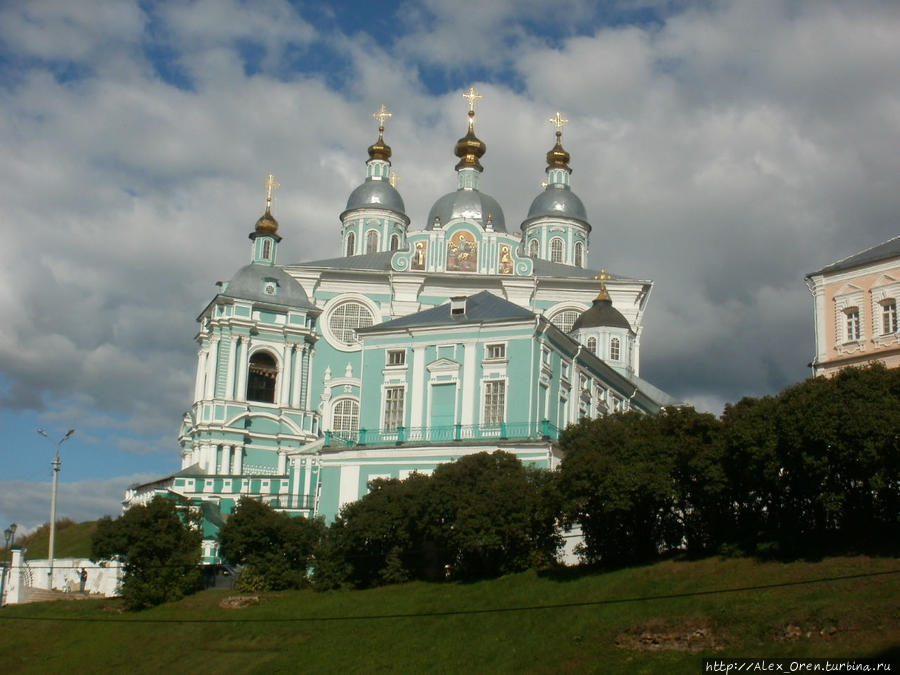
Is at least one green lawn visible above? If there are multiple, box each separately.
[1,555,897,673]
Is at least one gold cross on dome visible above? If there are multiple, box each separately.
[462,86,483,113]
[264,173,280,208]
[389,171,399,188]
[594,268,611,290]
[549,111,569,133]
[373,104,392,129]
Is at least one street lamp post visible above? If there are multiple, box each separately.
[37,428,74,588]
[3,524,15,556]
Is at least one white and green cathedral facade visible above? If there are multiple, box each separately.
[124,93,677,563]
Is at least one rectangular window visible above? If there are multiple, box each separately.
[483,380,506,425]
[846,308,861,342]
[387,349,406,366]
[383,386,405,430]
[882,301,897,335]
[485,343,506,360]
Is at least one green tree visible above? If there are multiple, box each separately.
[558,413,679,565]
[218,497,324,591]
[91,496,202,610]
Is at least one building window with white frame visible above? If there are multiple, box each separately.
[383,386,405,430]
[549,309,579,333]
[332,399,359,435]
[586,336,597,355]
[366,230,379,254]
[485,343,506,360]
[387,349,406,366]
[329,301,374,346]
[247,351,278,403]
[529,239,539,258]
[610,337,621,361]
[390,234,400,251]
[345,232,355,257]
[882,299,897,335]
[550,238,564,263]
[483,380,505,425]
[574,242,583,268]
[844,307,861,342]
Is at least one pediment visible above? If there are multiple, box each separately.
[834,282,864,297]
[871,274,898,289]
[427,358,461,373]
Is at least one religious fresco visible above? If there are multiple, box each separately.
[412,240,427,270]
[446,231,478,272]
[498,244,514,275]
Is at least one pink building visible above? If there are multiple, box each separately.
[806,236,900,377]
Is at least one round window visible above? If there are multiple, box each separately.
[328,301,374,346]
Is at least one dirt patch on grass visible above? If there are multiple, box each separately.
[616,620,727,651]
[219,595,260,609]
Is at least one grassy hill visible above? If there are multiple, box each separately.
[0,555,897,673]
[1,519,97,560]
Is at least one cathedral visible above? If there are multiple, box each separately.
[125,89,677,563]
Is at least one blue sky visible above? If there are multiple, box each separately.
[2,0,899,532]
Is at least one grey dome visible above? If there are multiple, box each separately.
[524,185,588,224]
[571,297,631,332]
[343,178,406,216]
[425,190,506,232]
[223,264,314,309]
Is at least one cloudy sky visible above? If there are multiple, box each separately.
[1,0,898,532]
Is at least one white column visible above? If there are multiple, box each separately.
[278,344,290,405]
[302,459,312,509]
[224,336,237,401]
[194,348,206,401]
[409,345,426,427]
[221,444,231,475]
[232,446,243,475]
[205,338,219,399]
[236,340,249,401]
[461,342,476,425]
[277,452,287,475]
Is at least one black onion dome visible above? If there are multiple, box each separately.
[571,297,631,332]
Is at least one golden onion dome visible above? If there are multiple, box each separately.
[546,130,571,171]
[368,125,392,162]
[454,110,486,171]
[254,206,279,235]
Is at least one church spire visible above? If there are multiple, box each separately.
[454,86,487,174]
[546,111,572,174]
[250,173,281,264]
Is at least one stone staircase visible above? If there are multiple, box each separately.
[24,588,91,603]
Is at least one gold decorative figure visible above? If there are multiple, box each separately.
[462,86,483,113]
[498,244,513,275]
[412,240,427,270]
[389,172,399,188]
[264,173,280,209]
[549,111,569,133]
[447,231,478,272]
[373,104,392,129]
[594,269,612,300]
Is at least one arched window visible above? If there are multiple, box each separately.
[549,309,579,333]
[881,299,897,334]
[610,337,620,361]
[574,242,583,268]
[390,234,400,251]
[366,230,379,254]
[550,238,564,263]
[844,307,861,342]
[247,351,278,403]
[331,399,360,436]
[529,239,539,258]
[587,337,597,355]
[263,239,272,260]
[328,301,374,346]
[345,232,355,257]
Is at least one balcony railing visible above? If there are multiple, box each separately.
[323,420,560,448]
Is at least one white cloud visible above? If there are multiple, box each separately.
[0,0,898,517]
